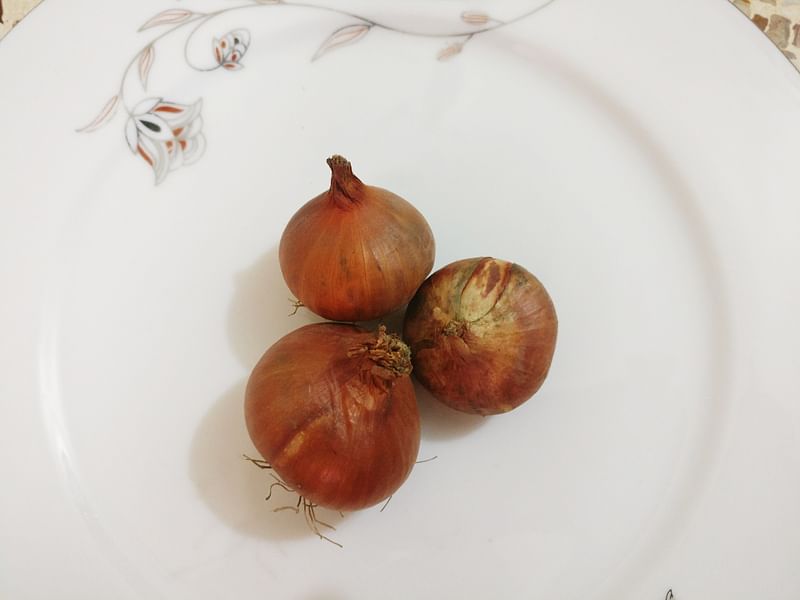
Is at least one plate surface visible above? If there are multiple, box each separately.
[2,1,800,599]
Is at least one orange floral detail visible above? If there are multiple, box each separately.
[137,145,154,166]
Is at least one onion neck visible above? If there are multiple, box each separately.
[327,155,365,207]
[442,320,466,337]
[348,325,412,381]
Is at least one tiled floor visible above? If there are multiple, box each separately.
[734,0,800,64]
[0,0,41,40]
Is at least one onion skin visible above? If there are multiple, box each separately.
[279,156,435,322]
[245,323,420,511]
[403,257,557,416]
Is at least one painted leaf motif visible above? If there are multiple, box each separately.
[138,9,193,32]
[213,38,224,64]
[124,118,139,154]
[311,23,371,62]
[138,135,170,184]
[131,97,162,116]
[229,29,251,47]
[75,95,119,133]
[181,133,206,165]
[214,29,251,69]
[134,114,173,141]
[461,11,490,25]
[138,45,155,89]
[437,42,464,61]
[167,137,184,171]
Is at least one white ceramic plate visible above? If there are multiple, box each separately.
[2,1,800,598]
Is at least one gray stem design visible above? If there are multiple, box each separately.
[119,0,559,113]
[119,13,209,114]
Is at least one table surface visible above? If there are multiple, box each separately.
[1,0,800,72]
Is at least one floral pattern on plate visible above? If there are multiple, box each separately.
[76,0,558,185]
[124,98,205,185]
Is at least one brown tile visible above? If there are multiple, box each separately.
[752,13,770,30]
[767,14,791,47]
[733,0,752,16]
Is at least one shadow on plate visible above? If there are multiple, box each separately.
[189,380,345,542]
[357,305,406,336]
[226,245,318,370]
[414,379,486,441]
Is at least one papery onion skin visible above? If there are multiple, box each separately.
[403,257,557,416]
[279,156,435,322]
[245,323,420,511]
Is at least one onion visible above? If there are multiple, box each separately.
[403,257,557,415]
[245,323,420,511]
[279,155,435,321]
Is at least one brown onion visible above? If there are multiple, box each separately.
[403,257,557,415]
[245,323,420,511]
[279,155,435,322]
